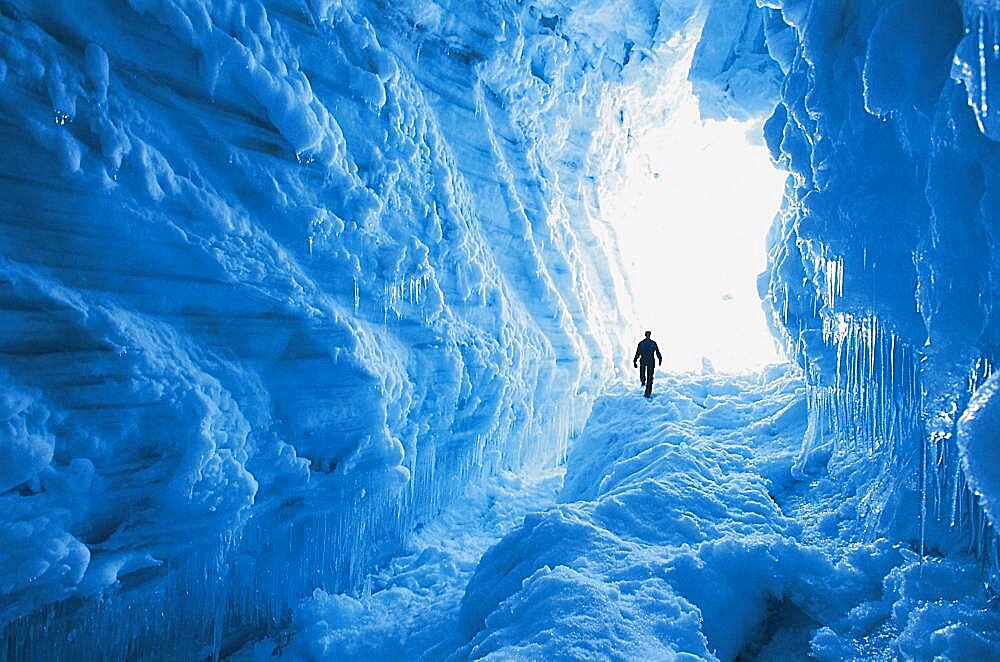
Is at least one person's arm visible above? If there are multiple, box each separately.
[633,344,641,368]
[655,343,663,366]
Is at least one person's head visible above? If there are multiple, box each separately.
[644,331,651,338]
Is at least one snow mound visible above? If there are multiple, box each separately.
[455,370,1000,661]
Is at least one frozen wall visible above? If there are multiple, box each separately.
[0,0,697,657]
[756,0,1000,584]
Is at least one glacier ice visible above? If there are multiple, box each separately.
[0,0,645,656]
[3,0,1000,659]
[757,0,1000,586]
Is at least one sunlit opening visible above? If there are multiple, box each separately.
[607,92,788,373]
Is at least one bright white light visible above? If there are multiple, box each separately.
[606,95,787,373]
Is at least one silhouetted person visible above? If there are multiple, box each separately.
[633,331,662,398]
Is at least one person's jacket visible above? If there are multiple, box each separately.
[634,338,662,365]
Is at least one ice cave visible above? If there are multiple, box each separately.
[2,0,1000,660]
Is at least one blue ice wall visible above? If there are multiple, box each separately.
[756,0,1000,581]
[0,0,685,656]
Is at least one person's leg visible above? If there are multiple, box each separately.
[640,363,646,386]
[644,365,654,397]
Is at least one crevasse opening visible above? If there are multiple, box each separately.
[605,93,786,373]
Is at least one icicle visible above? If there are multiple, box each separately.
[920,428,928,558]
[980,11,989,117]
[783,283,789,324]
[837,257,844,298]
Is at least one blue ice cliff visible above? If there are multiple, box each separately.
[2,0,1000,660]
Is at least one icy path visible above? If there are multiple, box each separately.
[255,368,1000,661]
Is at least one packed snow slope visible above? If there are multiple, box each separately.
[454,370,1000,661]
[262,370,1000,660]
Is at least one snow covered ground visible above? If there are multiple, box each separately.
[248,368,1000,661]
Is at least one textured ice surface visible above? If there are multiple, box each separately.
[456,371,1000,661]
[0,0,667,655]
[689,0,784,120]
[251,470,563,660]
[958,372,1000,530]
[5,0,1000,658]
[270,370,1000,660]
[758,0,1000,583]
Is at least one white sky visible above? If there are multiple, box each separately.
[606,93,788,373]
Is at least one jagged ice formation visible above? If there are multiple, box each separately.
[0,0,693,657]
[757,0,1000,584]
[2,0,1000,659]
